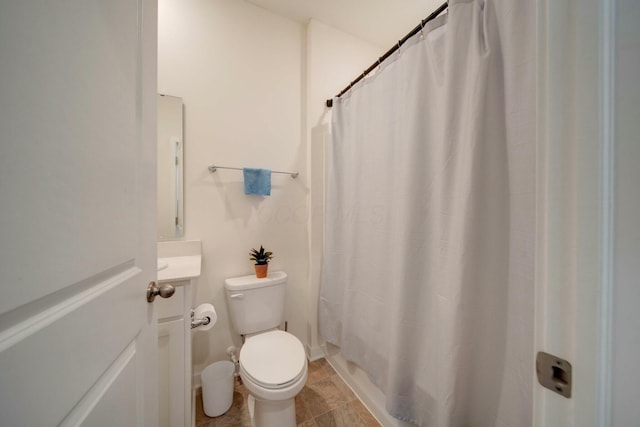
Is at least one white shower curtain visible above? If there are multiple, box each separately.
[319,1,534,426]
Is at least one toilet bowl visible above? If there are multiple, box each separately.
[238,330,307,426]
[225,272,308,427]
[240,330,307,399]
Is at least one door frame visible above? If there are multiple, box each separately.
[534,0,615,425]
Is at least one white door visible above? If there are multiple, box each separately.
[536,0,640,426]
[0,1,158,426]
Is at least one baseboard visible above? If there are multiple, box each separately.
[306,344,326,361]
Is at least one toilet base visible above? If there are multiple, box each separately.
[247,394,296,427]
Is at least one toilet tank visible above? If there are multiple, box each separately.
[224,271,287,335]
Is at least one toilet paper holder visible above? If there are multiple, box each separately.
[190,309,211,329]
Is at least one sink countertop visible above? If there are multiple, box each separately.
[157,240,202,283]
[157,255,201,283]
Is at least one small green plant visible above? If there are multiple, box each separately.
[249,245,273,265]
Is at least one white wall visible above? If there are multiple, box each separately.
[158,0,383,379]
[158,0,307,376]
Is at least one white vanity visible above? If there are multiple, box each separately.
[156,240,202,427]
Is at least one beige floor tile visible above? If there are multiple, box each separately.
[298,418,318,427]
[300,377,349,417]
[295,393,313,424]
[196,380,251,427]
[314,403,365,427]
[235,378,250,397]
[196,358,377,427]
[351,398,381,427]
[321,360,336,376]
[306,358,333,384]
[329,374,357,401]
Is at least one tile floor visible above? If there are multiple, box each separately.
[196,358,381,427]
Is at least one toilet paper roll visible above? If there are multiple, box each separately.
[193,303,217,331]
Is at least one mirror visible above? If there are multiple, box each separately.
[157,94,184,240]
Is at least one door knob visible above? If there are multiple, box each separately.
[147,281,175,303]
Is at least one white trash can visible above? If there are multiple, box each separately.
[201,361,235,417]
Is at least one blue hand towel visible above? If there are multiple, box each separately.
[243,168,271,196]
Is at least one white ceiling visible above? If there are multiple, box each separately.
[246,0,445,48]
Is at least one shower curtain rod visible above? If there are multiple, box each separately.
[325,1,448,108]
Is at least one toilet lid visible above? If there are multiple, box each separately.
[240,330,306,389]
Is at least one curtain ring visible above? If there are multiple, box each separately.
[419,20,425,39]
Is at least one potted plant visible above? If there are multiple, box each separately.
[249,245,273,278]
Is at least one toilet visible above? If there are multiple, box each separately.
[225,271,307,427]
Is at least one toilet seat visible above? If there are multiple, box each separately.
[239,330,307,390]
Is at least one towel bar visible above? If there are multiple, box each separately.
[208,165,298,178]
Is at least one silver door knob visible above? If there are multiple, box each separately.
[147,281,175,303]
